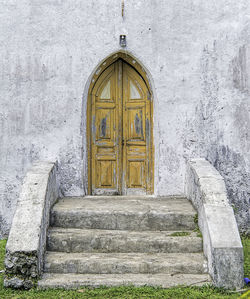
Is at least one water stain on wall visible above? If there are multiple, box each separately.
[231,45,248,92]
[207,145,250,235]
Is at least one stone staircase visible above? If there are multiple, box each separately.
[38,196,211,289]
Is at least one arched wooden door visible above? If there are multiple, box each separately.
[88,59,153,195]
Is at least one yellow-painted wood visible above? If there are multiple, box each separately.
[87,58,153,195]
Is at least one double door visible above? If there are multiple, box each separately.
[89,59,153,195]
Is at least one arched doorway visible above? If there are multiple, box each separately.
[87,56,154,195]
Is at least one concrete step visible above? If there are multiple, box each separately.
[51,196,197,231]
[47,227,202,253]
[38,273,211,289]
[44,252,208,275]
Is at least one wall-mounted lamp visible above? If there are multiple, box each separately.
[120,35,126,47]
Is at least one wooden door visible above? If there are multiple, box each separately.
[89,59,153,195]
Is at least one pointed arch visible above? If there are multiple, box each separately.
[90,52,151,91]
[82,51,156,195]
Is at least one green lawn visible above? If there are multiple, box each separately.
[242,236,250,278]
[0,238,249,299]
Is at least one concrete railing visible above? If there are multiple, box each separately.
[4,161,59,289]
[186,158,244,289]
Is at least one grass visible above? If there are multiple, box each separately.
[193,214,203,238]
[242,235,250,278]
[0,284,243,299]
[170,231,191,237]
[0,238,249,298]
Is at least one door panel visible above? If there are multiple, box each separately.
[95,108,112,140]
[128,160,145,187]
[127,107,145,141]
[122,63,149,194]
[96,160,115,188]
[91,63,120,195]
[89,59,153,195]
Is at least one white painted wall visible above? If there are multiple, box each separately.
[1,0,249,237]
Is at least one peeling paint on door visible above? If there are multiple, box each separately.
[88,59,153,195]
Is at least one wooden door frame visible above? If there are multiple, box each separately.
[87,52,154,195]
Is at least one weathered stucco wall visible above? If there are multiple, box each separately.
[0,0,249,237]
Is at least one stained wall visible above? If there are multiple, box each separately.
[0,0,249,237]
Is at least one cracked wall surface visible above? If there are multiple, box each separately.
[0,0,249,237]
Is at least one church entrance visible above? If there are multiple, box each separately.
[88,58,153,195]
